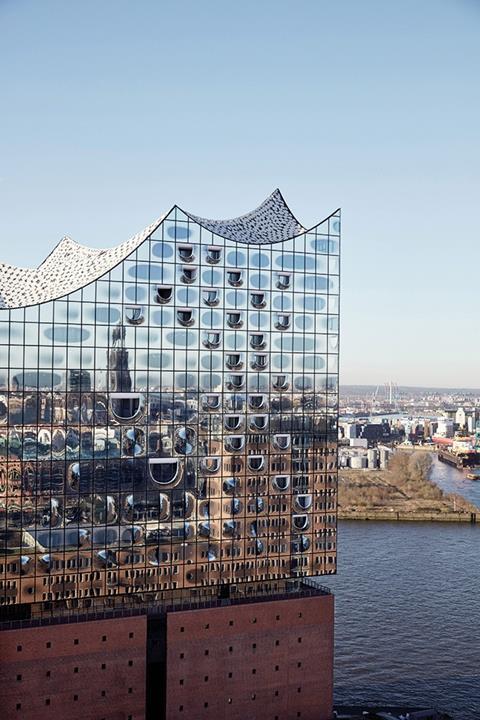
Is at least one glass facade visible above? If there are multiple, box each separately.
[0,198,339,606]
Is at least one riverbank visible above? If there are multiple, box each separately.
[338,450,479,522]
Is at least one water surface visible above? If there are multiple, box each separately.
[328,460,480,719]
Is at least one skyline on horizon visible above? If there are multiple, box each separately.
[1,0,480,387]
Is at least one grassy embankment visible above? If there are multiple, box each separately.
[338,451,478,521]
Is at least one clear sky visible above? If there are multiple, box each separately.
[1,0,479,387]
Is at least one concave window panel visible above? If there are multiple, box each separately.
[155,285,173,304]
[224,414,243,431]
[226,353,243,370]
[251,292,266,309]
[276,272,291,289]
[292,514,310,532]
[248,455,265,472]
[224,435,245,452]
[110,393,145,422]
[227,311,243,329]
[125,306,145,325]
[291,535,311,553]
[249,414,268,431]
[227,374,245,390]
[148,458,181,487]
[200,457,221,474]
[202,331,222,349]
[181,266,197,284]
[273,434,291,451]
[248,394,267,411]
[176,308,194,327]
[250,333,266,350]
[250,353,268,371]
[202,394,221,411]
[178,244,195,262]
[275,313,291,331]
[206,246,222,264]
[273,475,290,492]
[202,289,220,306]
[272,375,290,391]
[227,270,243,287]
[294,494,313,511]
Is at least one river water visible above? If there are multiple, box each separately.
[327,457,480,719]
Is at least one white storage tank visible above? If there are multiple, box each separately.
[350,455,367,469]
[367,448,379,469]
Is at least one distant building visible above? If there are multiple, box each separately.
[436,418,454,438]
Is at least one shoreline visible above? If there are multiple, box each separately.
[338,509,478,523]
[338,450,479,523]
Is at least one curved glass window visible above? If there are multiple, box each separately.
[276,273,291,289]
[227,312,243,329]
[275,313,291,331]
[177,308,194,327]
[181,266,197,284]
[225,415,242,431]
[149,459,180,487]
[202,331,221,349]
[227,270,243,287]
[292,514,310,532]
[226,353,243,370]
[206,246,222,264]
[273,475,290,492]
[273,434,291,451]
[224,435,245,452]
[227,374,245,391]
[203,394,221,411]
[202,289,220,306]
[248,394,266,411]
[110,394,144,422]
[155,286,172,304]
[201,457,221,474]
[295,494,312,511]
[122,428,145,457]
[272,375,289,391]
[250,333,266,349]
[251,292,266,309]
[178,245,194,262]
[250,354,268,371]
[248,456,265,472]
[125,306,145,325]
[230,498,242,515]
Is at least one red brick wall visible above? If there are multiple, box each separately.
[164,594,334,720]
[0,615,146,720]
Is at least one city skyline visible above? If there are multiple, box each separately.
[1,0,480,387]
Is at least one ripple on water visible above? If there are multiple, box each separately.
[327,521,480,720]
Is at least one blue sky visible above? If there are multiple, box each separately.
[1,0,479,387]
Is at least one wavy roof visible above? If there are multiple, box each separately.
[0,190,309,309]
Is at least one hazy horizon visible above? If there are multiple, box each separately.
[1,0,480,387]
